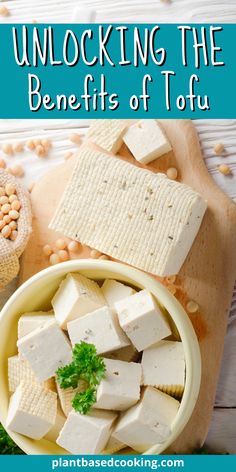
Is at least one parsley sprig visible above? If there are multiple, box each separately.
[56,342,106,415]
[0,424,25,455]
[72,387,97,415]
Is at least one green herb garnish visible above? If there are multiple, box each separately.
[56,341,106,415]
[72,342,106,387]
[57,363,79,390]
[72,387,97,415]
[0,424,25,455]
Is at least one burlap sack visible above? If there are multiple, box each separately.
[0,170,32,289]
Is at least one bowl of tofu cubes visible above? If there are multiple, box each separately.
[0,259,201,455]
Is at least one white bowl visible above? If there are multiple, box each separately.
[0,260,201,455]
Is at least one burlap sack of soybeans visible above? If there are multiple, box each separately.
[0,170,32,289]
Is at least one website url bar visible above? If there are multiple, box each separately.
[52,457,185,470]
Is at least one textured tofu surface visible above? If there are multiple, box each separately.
[50,147,207,276]
[8,356,54,393]
[56,379,87,417]
[113,386,180,452]
[95,358,142,411]
[6,381,57,440]
[52,273,106,328]
[123,120,172,164]
[17,320,72,382]
[56,409,117,454]
[141,341,185,395]
[115,289,171,351]
[87,119,127,153]
[18,312,54,339]
[67,305,130,354]
[101,279,135,308]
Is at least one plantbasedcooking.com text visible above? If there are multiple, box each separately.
[51,457,185,470]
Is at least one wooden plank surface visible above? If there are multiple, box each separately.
[19,120,236,453]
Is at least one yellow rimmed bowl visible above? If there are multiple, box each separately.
[0,259,201,455]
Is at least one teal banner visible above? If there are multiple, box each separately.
[0,24,235,118]
[0,455,236,471]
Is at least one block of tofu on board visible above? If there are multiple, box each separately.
[113,386,180,453]
[115,289,171,351]
[106,344,139,362]
[103,433,126,454]
[56,379,87,417]
[45,405,66,443]
[95,358,142,411]
[52,273,106,329]
[141,340,185,396]
[17,320,72,382]
[101,279,136,308]
[49,148,207,277]
[8,355,55,393]
[67,305,130,354]
[123,120,172,164]
[6,381,57,440]
[87,119,127,154]
[18,311,54,339]
[56,409,117,454]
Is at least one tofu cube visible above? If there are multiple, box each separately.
[142,341,185,395]
[95,359,142,411]
[52,273,106,328]
[8,355,54,393]
[45,405,66,443]
[6,381,57,440]
[106,344,139,362]
[113,386,180,452]
[87,119,127,154]
[101,279,135,308]
[18,312,54,339]
[67,306,130,354]
[123,120,172,164]
[115,290,171,351]
[56,379,87,416]
[56,409,117,454]
[17,320,72,382]
[103,434,126,454]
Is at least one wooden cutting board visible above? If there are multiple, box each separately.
[19,120,236,453]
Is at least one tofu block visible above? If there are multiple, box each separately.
[6,381,57,440]
[50,147,207,277]
[115,290,171,351]
[87,119,126,154]
[123,120,172,164]
[141,341,185,395]
[113,386,180,452]
[52,273,106,329]
[18,312,54,339]
[45,405,66,442]
[56,379,87,416]
[67,306,130,354]
[8,355,54,393]
[95,359,142,411]
[106,344,139,362]
[56,409,117,454]
[101,279,135,308]
[103,434,126,454]
[17,320,72,382]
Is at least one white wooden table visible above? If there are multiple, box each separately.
[0,0,236,454]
